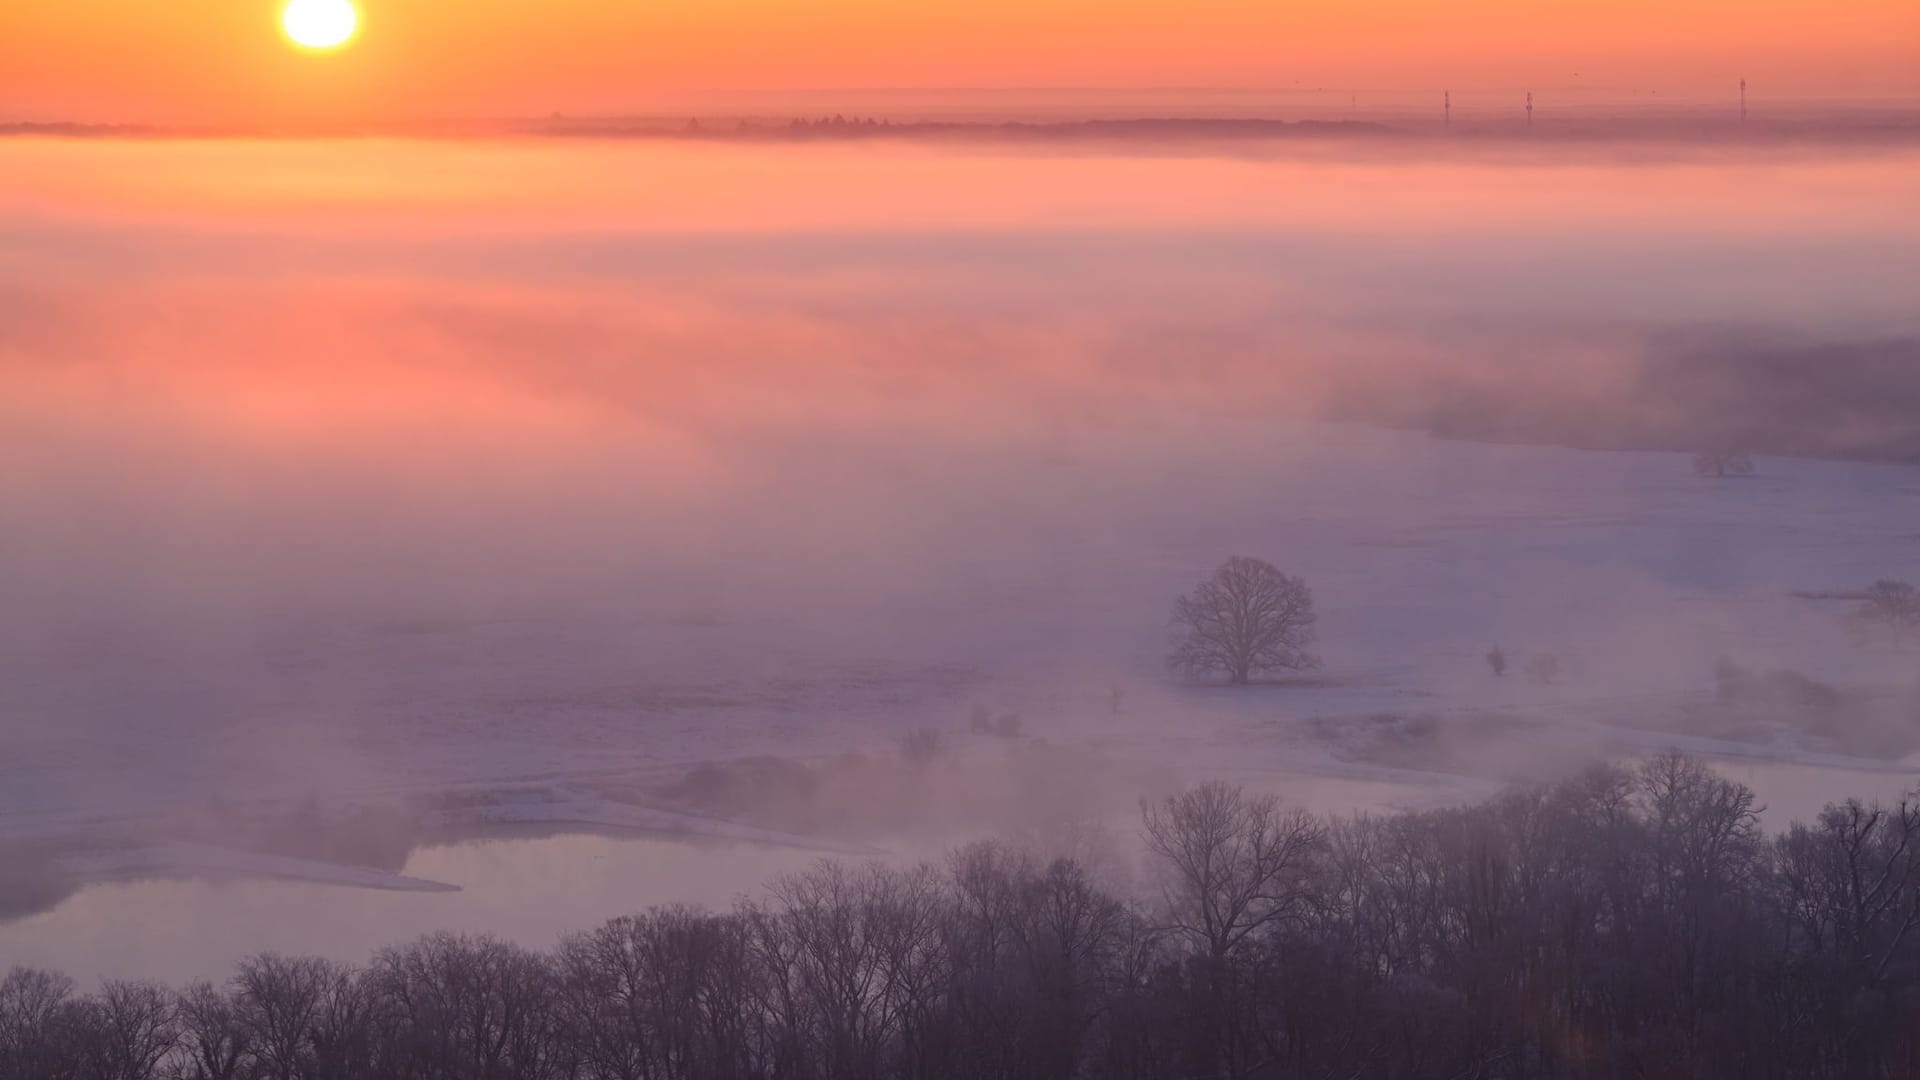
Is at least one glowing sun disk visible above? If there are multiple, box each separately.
[283,0,358,50]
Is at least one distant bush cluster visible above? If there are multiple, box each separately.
[1485,646,1568,684]
[1715,657,1844,709]
[651,736,1114,842]
[1857,579,1920,636]
[6,753,1920,1080]
[967,705,1024,739]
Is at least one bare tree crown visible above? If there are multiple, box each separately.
[1140,782,1326,961]
[1168,556,1318,684]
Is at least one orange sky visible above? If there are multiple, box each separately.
[2,0,1916,124]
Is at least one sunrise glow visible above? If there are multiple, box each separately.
[282,0,358,51]
[1,0,1913,124]
[4,0,1920,1064]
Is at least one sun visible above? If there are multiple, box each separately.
[282,0,359,50]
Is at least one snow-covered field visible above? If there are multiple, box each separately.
[4,425,1918,983]
[4,425,1915,837]
[2,136,1918,978]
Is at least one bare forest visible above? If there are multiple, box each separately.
[8,754,1920,1080]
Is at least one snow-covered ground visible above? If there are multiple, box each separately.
[3,138,1918,979]
[4,425,1915,850]
[56,843,461,893]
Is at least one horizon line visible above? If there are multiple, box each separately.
[7,111,1920,149]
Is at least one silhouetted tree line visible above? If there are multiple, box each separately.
[7,752,1920,1079]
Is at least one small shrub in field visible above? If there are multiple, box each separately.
[901,728,944,767]
[1857,579,1920,634]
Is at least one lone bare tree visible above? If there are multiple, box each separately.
[1169,556,1317,684]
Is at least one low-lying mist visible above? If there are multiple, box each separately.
[2,136,1918,952]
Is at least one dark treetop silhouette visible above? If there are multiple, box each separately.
[8,755,1920,1080]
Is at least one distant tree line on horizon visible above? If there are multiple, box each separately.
[6,752,1920,1079]
[1353,334,1920,466]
